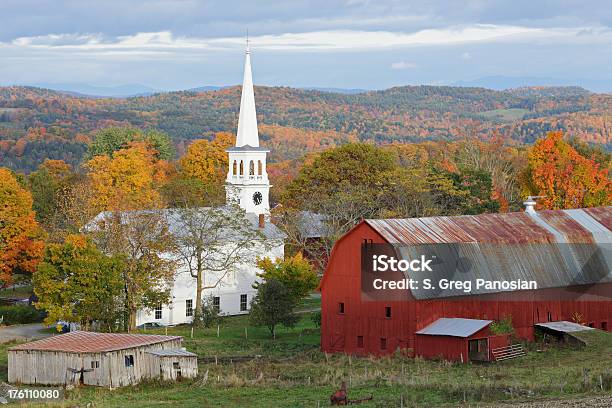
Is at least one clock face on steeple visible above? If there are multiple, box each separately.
[253,191,263,205]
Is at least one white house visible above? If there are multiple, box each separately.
[90,44,285,326]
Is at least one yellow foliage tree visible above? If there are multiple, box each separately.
[180,132,234,184]
[85,141,171,212]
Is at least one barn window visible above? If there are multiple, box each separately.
[173,362,180,369]
[385,306,391,318]
[547,311,552,322]
[155,305,162,320]
[338,302,345,314]
[91,361,99,369]
[588,322,595,328]
[240,294,248,311]
[380,338,387,350]
[602,321,608,331]
[213,296,220,311]
[185,299,193,317]
[125,355,134,367]
[357,336,364,348]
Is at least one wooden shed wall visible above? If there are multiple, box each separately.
[8,339,183,387]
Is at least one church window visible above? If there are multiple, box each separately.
[239,161,244,176]
[213,296,220,311]
[258,160,262,175]
[232,160,237,175]
[185,299,193,317]
[240,294,248,311]
[249,160,255,175]
[154,305,162,320]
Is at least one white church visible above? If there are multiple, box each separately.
[91,45,286,326]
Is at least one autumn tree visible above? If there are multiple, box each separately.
[172,204,264,326]
[85,141,171,212]
[86,127,175,161]
[33,235,123,330]
[179,132,233,202]
[0,168,45,284]
[28,159,75,232]
[255,253,318,304]
[90,211,177,331]
[522,131,611,209]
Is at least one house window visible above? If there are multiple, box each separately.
[357,336,364,348]
[155,305,162,320]
[338,302,345,314]
[213,296,220,311]
[185,299,193,317]
[602,321,608,331]
[385,306,391,318]
[240,294,248,311]
[125,355,134,367]
[91,361,99,369]
[380,338,387,350]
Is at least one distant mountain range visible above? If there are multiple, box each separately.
[0,84,609,172]
[452,76,612,93]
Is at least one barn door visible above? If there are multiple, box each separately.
[330,333,345,351]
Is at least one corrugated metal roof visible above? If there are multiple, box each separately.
[365,206,612,299]
[9,331,182,353]
[86,206,286,241]
[146,349,197,357]
[416,318,492,337]
[535,321,595,333]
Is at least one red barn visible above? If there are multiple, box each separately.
[319,206,612,361]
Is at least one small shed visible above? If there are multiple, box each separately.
[415,318,509,362]
[144,349,198,381]
[8,331,198,387]
[535,321,595,346]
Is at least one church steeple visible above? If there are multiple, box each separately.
[235,42,259,148]
[225,43,271,216]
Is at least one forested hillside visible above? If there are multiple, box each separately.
[0,85,609,172]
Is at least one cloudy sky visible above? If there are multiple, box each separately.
[1,0,612,92]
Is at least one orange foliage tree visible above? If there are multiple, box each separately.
[522,131,611,209]
[85,142,171,212]
[0,168,45,283]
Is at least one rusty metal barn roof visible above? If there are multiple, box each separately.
[365,206,612,299]
[416,318,492,337]
[9,331,182,353]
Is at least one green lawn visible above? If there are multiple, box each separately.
[0,285,32,299]
[4,303,612,407]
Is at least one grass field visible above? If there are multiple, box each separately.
[2,300,612,407]
[479,108,530,122]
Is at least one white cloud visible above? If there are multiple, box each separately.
[1,24,611,60]
[391,61,417,69]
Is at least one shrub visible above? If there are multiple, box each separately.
[199,295,225,328]
[490,316,514,335]
[0,304,45,325]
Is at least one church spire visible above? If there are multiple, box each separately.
[235,40,259,147]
